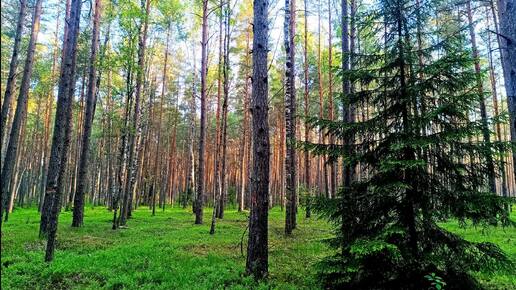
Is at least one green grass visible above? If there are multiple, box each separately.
[440,215,516,289]
[1,206,514,289]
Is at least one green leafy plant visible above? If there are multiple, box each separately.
[425,273,446,290]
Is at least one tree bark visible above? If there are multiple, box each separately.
[72,0,102,227]
[1,0,42,228]
[497,0,516,183]
[239,23,252,212]
[341,0,354,189]
[155,23,170,213]
[0,0,27,150]
[195,0,209,224]
[216,2,231,219]
[328,0,336,198]
[284,0,297,235]
[246,0,270,280]
[43,0,83,262]
[466,0,496,193]
[120,0,151,226]
[303,0,312,218]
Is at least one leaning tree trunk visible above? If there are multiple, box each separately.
[40,0,72,236]
[43,0,83,262]
[1,0,42,228]
[0,0,27,150]
[72,0,102,227]
[246,0,270,280]
[284,0,297,235]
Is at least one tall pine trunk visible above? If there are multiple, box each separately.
[72,0,102,227]
[195,0,209,224]
[1,0,42,228]
[284,0,297,235]
[303,0,311,218]
[465,0,496,194]
[246,0,270,279]
[0,0,26,149]
[217,2,231,219]
[43,0,83,261]
[120,0,150,226]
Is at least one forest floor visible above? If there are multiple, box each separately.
[1,206,515,290]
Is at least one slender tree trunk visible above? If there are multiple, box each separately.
[303,0,311,218]
[40,0,72,236]
[0,0,27,150]
[485,7,508,197]
[167,93,179,204]
[1,0,42,227]
[246,0,270,279]
[120,0,151,226]
[239,23,252,212]
[72,0,102,227]
[465,0,496,193]
[213,0,224,206]
[195,0,209,224]
[187,50,197,210]
[316,0,326,196]
[112,52,134,229]
[284,0,297,235]
[341,0,354,190]
[155,23,170,213]
[328,0,337,198]
[216,2,231,220]
[43,0,83,262]
[39,5,63,212]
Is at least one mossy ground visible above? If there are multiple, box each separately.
[1,206,514,289]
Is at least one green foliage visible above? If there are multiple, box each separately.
[424,273,446,290]
[304,0,514,288]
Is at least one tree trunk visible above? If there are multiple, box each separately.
[155,23,170,212]
[328,0,337,198]
[303,0,312,218]
[213,0,224,207]
[72,0,102,227]
[284,0,297,235]
[341,0,354,190]
[239,23,252,212]
[497,0,516,183]
[120,0,151,226]
[216,2,231,220]
[0,0,27,150]
[316,0,326,197]
[466,0,496,193]
[1,0,42,227]
[195,0,209,224]
[43,0,83,262]
[246,0,270,279]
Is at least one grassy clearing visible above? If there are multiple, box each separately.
[1,206,514,289]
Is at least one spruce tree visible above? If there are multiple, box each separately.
[306,0,513,288]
